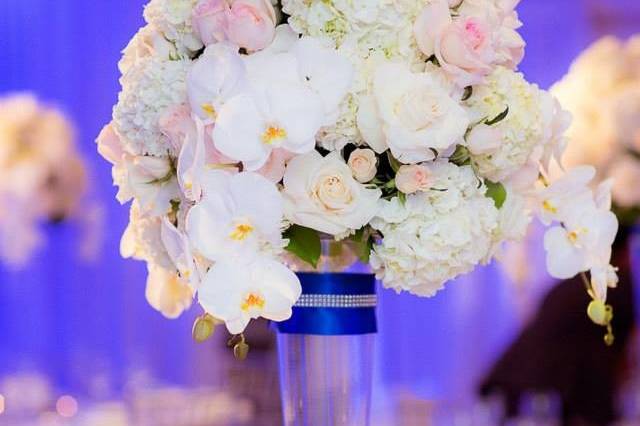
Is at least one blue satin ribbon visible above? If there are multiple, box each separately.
[275,273,378,335]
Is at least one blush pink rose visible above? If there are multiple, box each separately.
[348,149,377,183]
[159,104,197,154]
[395,165,432,194]
[192,0,230,46]
[466,123,503,155]
[226,0,276,52]
[440,18,494,73]
[96,123,126,165]
[414,0,498,85]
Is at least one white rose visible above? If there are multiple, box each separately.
[361,62,469,164]
[348,148,377,183]
[282,151,382,235]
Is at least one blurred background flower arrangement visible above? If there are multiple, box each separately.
[553,35,640,223]
[0,94,87,269]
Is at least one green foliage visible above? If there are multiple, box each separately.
[485,106,509,126]
[485,180,507,209]
[461,86,473,101]
[449,145,471,166]
[386,151,402,173]
[284,225,321,268]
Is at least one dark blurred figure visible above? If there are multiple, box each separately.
[481,228,636,426]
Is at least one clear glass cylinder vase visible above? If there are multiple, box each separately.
[275,239,377,426]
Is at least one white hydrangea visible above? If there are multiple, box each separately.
[370,161,499,297]
[487,185,532,261]
[144,0,203,54]
[120,201,173,269]
[466,67,550,181]
[113,56,190,157]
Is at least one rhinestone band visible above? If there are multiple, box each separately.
[294,294,377,308]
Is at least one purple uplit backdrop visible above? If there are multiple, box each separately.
[0,0,638,407]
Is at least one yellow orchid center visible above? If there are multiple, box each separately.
[229,222,254,241]
[567,227,588,245]
[241,293,266,312]
[201,103,218,120]
[542,200,557,214]
[261,126,287,145]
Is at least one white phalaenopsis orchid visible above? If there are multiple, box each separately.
[211,32,353,170]
[198,256,301,334]
[161,217,202,287]
[535,166,597,225]
[543,205,618,282]
[541,168,619,301]
[212,89,324,170]
[187,42,247,121]
[175,117,206,202]
[145,264,194,319]
[187,170,285,261]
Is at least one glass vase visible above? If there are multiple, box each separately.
[275,239,377,426]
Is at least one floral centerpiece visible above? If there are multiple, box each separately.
[98,0,619,350]
[0,94,86,269]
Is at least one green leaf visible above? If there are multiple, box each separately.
[350,227,374,264]
[485,180,507,209]
[449,144,470,166]
[425,54,440,67]
[386,151,402,173]
[284,225,321,268]
[485,106,509,126]
[461,86,473,101]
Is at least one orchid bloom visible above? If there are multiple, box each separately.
[145,264,194,319]
[187,42,247,122]
[186,170,284,261]
[535,166,597,225]
[543,204,618,287]
[198,256,301,334]
[212,32,353,171]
